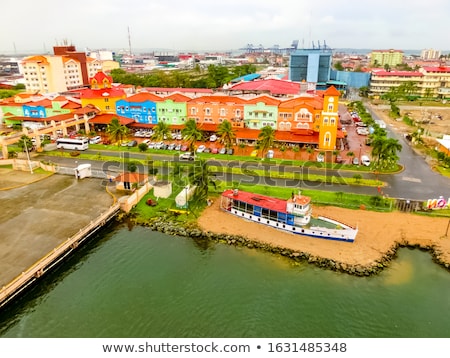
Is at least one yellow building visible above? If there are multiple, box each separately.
[318,86,340,150]
[80,72,126,113]
[19,50,114,93]
[370,49,404,67]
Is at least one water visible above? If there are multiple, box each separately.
[0,224,449,338]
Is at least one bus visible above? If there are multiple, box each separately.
[56,137,89,151]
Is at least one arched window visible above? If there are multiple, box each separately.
[323,132,331,147]
[323,117,329,125]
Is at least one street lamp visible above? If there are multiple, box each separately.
[358,144,362,166]
[23,138,34,174]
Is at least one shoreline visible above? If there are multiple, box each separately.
[138,200,450,276]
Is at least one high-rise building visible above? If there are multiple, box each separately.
[289,48,332,85]
[421,49,441,60]
[369,49,404,67]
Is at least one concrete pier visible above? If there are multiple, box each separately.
[0,171,116,307]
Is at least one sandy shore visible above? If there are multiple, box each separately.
[197,200,450,269]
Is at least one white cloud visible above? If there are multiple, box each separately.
[1,0,449,54]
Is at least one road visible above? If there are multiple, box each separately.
[366,105,450,200]
[37,132,450,200]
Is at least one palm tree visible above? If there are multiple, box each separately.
[182,119,203,152]
[152,120,171,142]
[257,125,275,158]
[188,158,217,204]
[106,117,129,146]
[216,120,236,150]
[371,136,402,170]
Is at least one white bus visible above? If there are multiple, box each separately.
[56,137,89,151]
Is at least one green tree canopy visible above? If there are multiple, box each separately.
[216,120,236,149]
[182,119,204,152]
[106,117,129,146]
[151,120,172,141]
[257,126,276,157]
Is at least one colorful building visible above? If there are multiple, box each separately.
[116,92,161,124]
[80,72,126,113]
[369,49,404,67]
[244,96,280,130]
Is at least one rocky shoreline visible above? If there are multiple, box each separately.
[137,217,450,277]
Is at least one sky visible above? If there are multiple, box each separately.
[2,0,449,55]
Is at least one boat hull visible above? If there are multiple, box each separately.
[223,208,357,243]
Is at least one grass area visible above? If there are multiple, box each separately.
[42,150,384,188]
[0,164,13,169]
[213,182,394,212]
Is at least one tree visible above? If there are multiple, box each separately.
[106,117,129,146]
[17,135,33,152]
[257,126,275,158]
[152,121,171,142]
[188,159,217,203]
[216,120,236,149]
[334,61,344,71]
[371,136,402,170]
[138,143,148,152]
[182,119,203,152]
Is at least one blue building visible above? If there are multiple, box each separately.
[289,48,332,84]
[116,93,160,124]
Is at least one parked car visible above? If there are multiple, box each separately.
[127,140,137,147]
[175,144,182,151]
[196,145,206,153]
[89,136,102,144]
[361,155,371,167]
[167,143,176,150]
[352,157,359,165]
[316,153,325,162]
[335,155,344,163]
[179,152,195,161]
[266,149,274,159]
[180,145,189,151]
[250,149,258,157]
[211,148,219,154]
[227,148,234,155]
[203,147,211,153]
[219,148,227,154]
[209,134,218,142]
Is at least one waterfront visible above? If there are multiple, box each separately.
[0,224,449,338]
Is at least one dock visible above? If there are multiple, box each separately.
[0,203,121,309]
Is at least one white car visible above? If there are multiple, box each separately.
[316,153,325,162]
[196,145,206,153]
[179,153,195,161]
[209,134,218,142]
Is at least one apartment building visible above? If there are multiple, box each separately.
[421,49,441,60]
[369,66,450,99]
[19,46,112,93]
[369,69,424,97]
[369,49,404,67]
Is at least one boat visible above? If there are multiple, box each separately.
[220,189,358,243]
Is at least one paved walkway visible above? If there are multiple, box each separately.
[0,169,114,287]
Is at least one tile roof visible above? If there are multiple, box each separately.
[422,66,450,73]
[114,172,149,183]
[125,92,163,102]
[188,95,247,104]
[165,93,193,102]
[229,78,301,95]
[80,88,126,99]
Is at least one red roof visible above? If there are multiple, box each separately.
[142,87,213,94]
[90,71,113,84]
[422,66,450,73]
[126,92,163,102]
[80,88,126,99]
[189,95,247,104]
[324,86,340,96]
[222,189,288,213]
[114,172,148,183]
[164,93,192,102]
[371,69,423,77]
[26,99,53,107]
[229,79,301,95]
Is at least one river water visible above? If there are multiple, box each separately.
[0,224,449,338]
